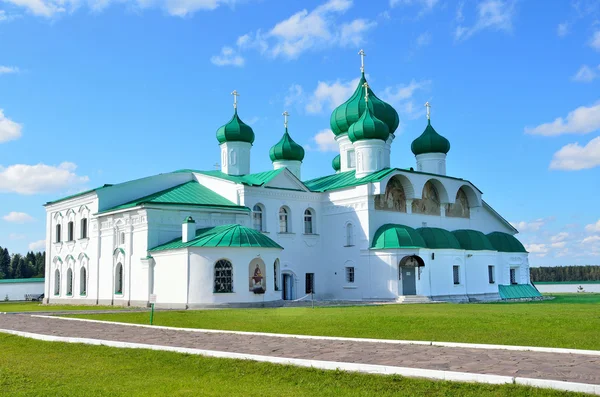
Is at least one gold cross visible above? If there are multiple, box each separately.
[231,90,240,109]
[358,49,366,73]
[424,102,431,120]
[282,111,289,128]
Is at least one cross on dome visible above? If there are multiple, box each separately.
[425,101,431,120]
[231,90,240,109]
[358,49,366,73]
[282,111,289,128]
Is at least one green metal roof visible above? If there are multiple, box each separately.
[487,232,527,253]
[99,181,247,214]
[332,154,341,172]
[150,224,283,252]
[304,168,396,192]
[411,120,451,155]
[269,128,305,162]
[348,106,390,143]
[216,109,255,144]
[371,224,427,250]
[191,168,288,187]
[45,184,113,206]
[498,284,542,300]
[452,229,496,251]
[330,72,399,136]
[417,227,461,249]
[0,278,44,284]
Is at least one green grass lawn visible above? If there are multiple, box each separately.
[71,294,600,350]
[0,301,135,312]
[0,333,586,397]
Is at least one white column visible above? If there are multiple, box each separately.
[416,153,447,175]
[220,141,252,176]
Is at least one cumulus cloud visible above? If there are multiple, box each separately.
[590,31,600,51]
[284,84,304,107]
[0,162,89,194]
[525,102,600,136]
[0,66,19,75]
[510,218,548,233]
[312,129,338,152]
[305,76,361,114]
[572,65,598,83]
[210,46,244,67]
[339,19,377,47]
[0,109,23,144]
[549,136,600,171]
[582,235,600,244]
[525,243,548,256]
[28,239,46,251]
[3,211,35,223]
[585,219,600,233]
[455,0,515,41]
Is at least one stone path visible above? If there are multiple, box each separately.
[1,314,600,386]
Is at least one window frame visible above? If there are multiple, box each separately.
[488,265,495,284]
[67,221,74,242]
[453,265,460,285]
[305,273,315,294]
[66,268,73,296]
[81,218,88,239]
[214,259,234,293]
[274,259,280,291]
[80,266,87,295]
[345,267,355,284]
[278,207,289,233]
[510,268,517,285]
[55,224,62,243]
[345,223,354,247]
[54,269,60,295]
[252,204,264,232]
[303,209,314,234]
[115,263,123,295]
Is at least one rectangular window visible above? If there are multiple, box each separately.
[453,265,460,285]
[345,267,355,283]
[81,218,88,239]
[488,265,495,284]
[347,150,356,168]
[305,273,314,294]
[55,224,61,243]
[510,268,517,285]
[67,221,74,241]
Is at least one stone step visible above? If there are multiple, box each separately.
[397,295,432,304]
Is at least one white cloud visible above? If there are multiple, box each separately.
[0,109,23,144]
[2,0,238,18]
[28,239,46,251]
[550,232,569,243]
[525,102,600,136]
[415,31,431,47]
[549,136,600,171]
[390,0,438,13]
[306,76,361,114]
[572,65,598,83]
[525,243,548,256]
[590,31,600,51]
[510,218,547,233]
[284,84,304,107]
[0,66,19,74]
[455,0,515,41]
[550,241,566,249]
[3,211,35,223]
[218,0,375,62]
[557,22,569,37]
[0,162,89,194]
[585,219,600,233]
[582,236,600,244]
[381,79,431,105]
[210,46,244,67]
[312,129,338,152]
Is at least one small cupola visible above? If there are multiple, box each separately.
[182,216,196,243]
[332,154,341,173]
[269,111,305,179]
[411,102,450,175]
[216,90,254,176]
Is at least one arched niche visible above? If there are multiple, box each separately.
[446,188,471,218]
[375,175,409,212]
[412,180,445,216]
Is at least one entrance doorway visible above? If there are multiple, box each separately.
[282,273,295,300]
[398,255,425,296]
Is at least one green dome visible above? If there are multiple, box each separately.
[371,224,427,249]
[332,154,341,172]
[216,109,255,145]
[487,232,527,253]
[330,73,399,137]
[452,230,495,251]
[348,106,390,143]
[411,120,450,155]
[417,227,461,249]
[269,128,305,162]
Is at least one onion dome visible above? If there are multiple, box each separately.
[216,109,255,145]
[348,106,390,143]
[332,154,341,172]
[269,128,305,162]
[330,73,399,137]
[411,119,450,155]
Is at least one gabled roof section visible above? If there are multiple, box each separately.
[304,168,396,192]
[150,224,283,252]
[45,184,113,206]
[482,200,518,234]
[177,168,285,187]
[99,180,247,214]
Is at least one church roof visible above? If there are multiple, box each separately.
[185,168,288,187]
[216,109,255,145]
[452,229,496,251]
[487,231,527,253]
[417,227,462,249]
[269,128,305,162]
[45,184,113,206]
[304,168,395,192]
[150,224,282,251]
[411,120,451,156]
[371,224,427,249]
[99,180,247,214]
[347,105,390,143]
[332,154,341,172]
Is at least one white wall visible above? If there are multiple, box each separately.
[0,281,44,301]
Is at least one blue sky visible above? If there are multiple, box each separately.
[1,0,599,266]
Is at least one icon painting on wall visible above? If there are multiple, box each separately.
[249,259,266,294]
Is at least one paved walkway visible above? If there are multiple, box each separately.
[1,314,600,386]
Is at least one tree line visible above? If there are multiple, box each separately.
[530,265,600,282]
[0,246,45,280]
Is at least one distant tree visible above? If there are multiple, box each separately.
[10,254,22,279]
[0,247,12,279]
[34,251,45,278]
[530,265,600,282]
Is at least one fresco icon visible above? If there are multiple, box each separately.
[249,258,266,294]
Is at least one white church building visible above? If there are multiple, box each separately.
[43,53,536,308]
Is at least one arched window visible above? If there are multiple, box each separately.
[214,259,233,293]
[55,224,61,243]
[81,218,88,239]
[304,209,314,234]
[66,268,73,295]
[80,267,87,295]
[67,221,74,241]
[115,263,123,294]
[279,207,289,233]
[54,269,60,295]
[274,259,280,291]
[253,204,264,232]
[346,223,354,246]
[119,232,125,245]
